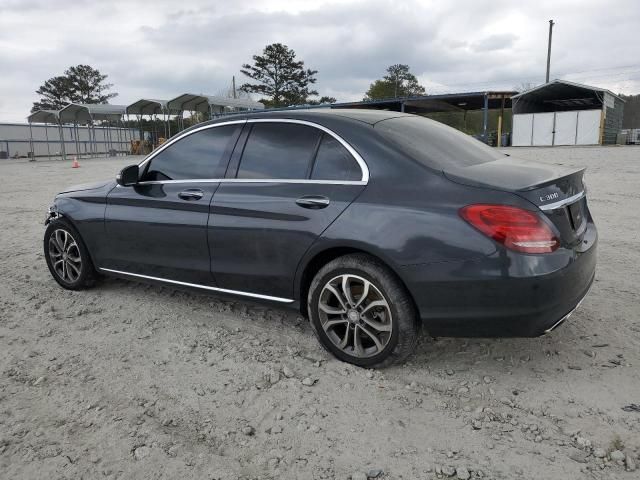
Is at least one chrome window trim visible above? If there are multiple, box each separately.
[124,178,366,187]
[99,268,294,303]
[136,117,369,184]
[245,118,369,182]
[538,191,585,211]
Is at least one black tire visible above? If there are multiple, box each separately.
[308,253,419,368]
[44,218,97,290]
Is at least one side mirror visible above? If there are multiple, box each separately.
[116,164,139,186]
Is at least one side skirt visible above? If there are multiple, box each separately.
[98,267,295,304]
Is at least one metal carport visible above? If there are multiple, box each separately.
[167,94,264,131]
[126,99,172,141]
[27,110,62,161]
[58,103,129,157]
[333,91,517,145]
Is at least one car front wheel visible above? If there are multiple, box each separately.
[308,254,419,368]
[44,219,97,290]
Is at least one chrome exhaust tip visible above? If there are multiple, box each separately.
[544,294,588,334]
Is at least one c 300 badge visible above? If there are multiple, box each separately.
[539,192,559,203]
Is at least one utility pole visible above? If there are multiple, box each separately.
[546,19,555,83]
[232,76,237,99]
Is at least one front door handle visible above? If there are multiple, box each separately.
[178,189,204,201]
[296,195,330,209]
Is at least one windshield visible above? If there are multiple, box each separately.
[375,116,504,170]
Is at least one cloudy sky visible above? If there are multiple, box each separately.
[1,0,639,122]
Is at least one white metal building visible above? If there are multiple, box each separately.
[511,80,625,146]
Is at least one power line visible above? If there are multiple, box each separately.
[426,65,640,94]
[427,63,640,88]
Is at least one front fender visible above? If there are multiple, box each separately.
[46,181,115,266]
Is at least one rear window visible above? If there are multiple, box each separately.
[375,116,504,169]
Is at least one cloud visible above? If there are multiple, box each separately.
[0,0,639,121]
[471,33,518,52]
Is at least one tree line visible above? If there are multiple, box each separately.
[33,45,640,129]
[31,43,428,113]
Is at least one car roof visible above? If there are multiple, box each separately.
[204,108,411,127]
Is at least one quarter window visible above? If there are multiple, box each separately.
[236,123,320,179]
[311,134,361,181]
[143,125,239,181]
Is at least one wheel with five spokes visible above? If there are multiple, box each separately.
[308,253,419,368]
[44,219,96,290]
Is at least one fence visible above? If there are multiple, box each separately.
[0,122,140,159]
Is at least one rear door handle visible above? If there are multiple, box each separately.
[178,189,204,201]
[296,195,330,209]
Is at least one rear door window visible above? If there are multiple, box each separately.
[143,125,239,181]
[236,123,320,179]
[310,134,361,181]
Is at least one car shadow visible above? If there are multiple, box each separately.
[97,275,604,374]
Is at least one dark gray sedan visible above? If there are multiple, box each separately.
[44,109,596,367]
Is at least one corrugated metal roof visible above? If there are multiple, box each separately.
[512,79,625,102]
[126,99,168,115]
[78,104,128,116]
[167,94,264,112]
[334,91,516,112]
[58,104,92,123]
[58,103,127,123]
[27,110,59,123]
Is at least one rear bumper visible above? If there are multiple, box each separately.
[401,223,597,337]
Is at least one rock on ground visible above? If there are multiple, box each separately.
[0,148,639,479]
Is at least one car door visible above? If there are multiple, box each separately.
[209,119,367,300]
[102,122,243,285]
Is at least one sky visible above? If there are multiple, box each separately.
[1,0,639,122]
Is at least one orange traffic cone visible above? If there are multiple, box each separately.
[71,156,80,168]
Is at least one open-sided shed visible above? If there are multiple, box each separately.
[57,103,130,157]
[167,93,264,127]
[126,99,173,139]
[126,99,169,116]
[511,80,625,146]
[333,91,517,144]
[26,110,63,160]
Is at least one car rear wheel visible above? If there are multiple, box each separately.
[44,219,97,290]
[308,253,419,368]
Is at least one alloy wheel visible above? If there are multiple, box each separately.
[318,274,393,358]
[48,229,82,283]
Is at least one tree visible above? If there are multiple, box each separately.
[307,96,337,105]
[514,82,536,93]
[32,65,117,113]
[364,64,426,100]
[620,94,640,129]
[240,43,318,108]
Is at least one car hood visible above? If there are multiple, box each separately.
[59,179,114,194]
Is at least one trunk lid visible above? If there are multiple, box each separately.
[444,156,588,246]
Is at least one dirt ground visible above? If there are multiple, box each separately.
[1,146,639,480]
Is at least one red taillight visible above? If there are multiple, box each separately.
[460,204,559,254]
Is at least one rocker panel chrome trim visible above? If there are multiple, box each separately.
[98,268,295,303]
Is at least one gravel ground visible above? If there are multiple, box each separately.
[1,146,639,480]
